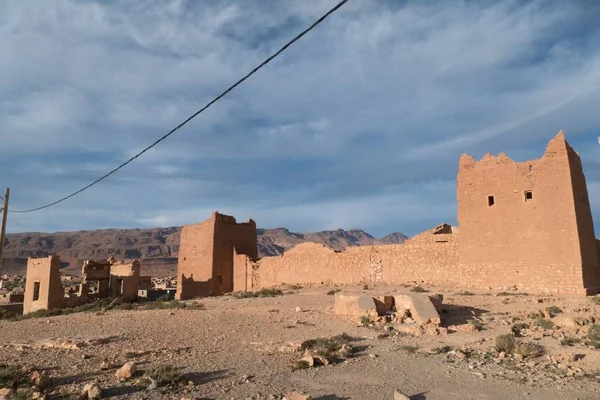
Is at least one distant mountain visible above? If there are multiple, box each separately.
[2,226,408,276]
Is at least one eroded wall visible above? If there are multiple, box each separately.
[248,227,459,289]
[23,255,65,314]
[457,132,600,294]
[176,211,258,299]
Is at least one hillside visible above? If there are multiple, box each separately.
[2,227,408,276]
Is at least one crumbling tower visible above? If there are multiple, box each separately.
[176,211,258,299]
[457,131,600,294]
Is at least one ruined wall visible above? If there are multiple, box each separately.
[213,213,257,294]
[456,132,600,294]
[176,211,258,299]
[176,218,214,299]
[250,227,459,289]
[23,255,65,314]
[110,260,141,302]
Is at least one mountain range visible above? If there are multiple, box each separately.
[1,227,408,276]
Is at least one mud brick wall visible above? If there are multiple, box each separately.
[23,255,64,314]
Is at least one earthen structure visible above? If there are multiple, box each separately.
[176,132,600,296]
[23,256,142,314]
[23,255,65,314]
[176,212,257,299]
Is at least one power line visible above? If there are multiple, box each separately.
[9,0,349,213]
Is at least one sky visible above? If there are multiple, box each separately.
[1,0,600,238]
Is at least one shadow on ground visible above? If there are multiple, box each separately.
[441,305,489,326]
[182,369,231,385]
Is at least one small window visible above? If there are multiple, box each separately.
[33,282,40,301]
[488,195,495,206]
[524,190,533,201]
[529,165,533,172]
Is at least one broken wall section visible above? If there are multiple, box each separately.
[23,255,65,315]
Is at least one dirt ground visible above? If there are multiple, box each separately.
[1,284,600,399]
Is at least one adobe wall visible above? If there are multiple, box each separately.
[176,211,258,299]
[249,226,459,289]
[176,218,214,299]
[23,255,65,314]
[213,213,257,294]
[110,260,141,302]
[456,132,600,294]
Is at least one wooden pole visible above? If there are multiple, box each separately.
[0,188,9,278]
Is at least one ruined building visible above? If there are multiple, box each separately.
[23,256,141,315]
[176,131,599,296]
[176,212,257,299]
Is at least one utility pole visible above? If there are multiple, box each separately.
[0,188,9,279]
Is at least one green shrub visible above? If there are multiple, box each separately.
[411,286,428,293]
[326,289,341,295]
[561,337,580,347]
[535,318,555,330]
[145,365,182,387]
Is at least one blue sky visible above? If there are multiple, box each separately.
[1,0,600,238]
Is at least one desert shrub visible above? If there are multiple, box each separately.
[546,306,562,317]
[430,346,453,354]
[286,284,302,290]
[232,288,283,299]
[496,334,517,353]
[411,286,428,293]
[590,296,600,306]
[145,365,182,387]
[398,345,419,353]
[326,289,341,295]
[468,319,485,331]
[292,360,310,371]
[511,323,530,336]
[0,364,28,389]
[299,333,355,362]
[514,341,545,358]
[457,291,475,296]
[362,284,369,290]
[535,318,555,330]
[497,291,519,296]
[561,337,580,347]
[360,315,374,328]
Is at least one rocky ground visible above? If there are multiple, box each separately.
[1,285,600,399]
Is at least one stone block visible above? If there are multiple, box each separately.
[408,293,441,325]
[333,293,378,319]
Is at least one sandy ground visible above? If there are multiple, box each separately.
[1,285,600,399]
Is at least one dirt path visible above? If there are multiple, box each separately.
[1,286,599,399]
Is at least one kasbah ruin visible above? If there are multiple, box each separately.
[4,131,600,400]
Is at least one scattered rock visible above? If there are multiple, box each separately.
[394,389,410,400]
[30,370,48,388]
[0,388,14,400]
[80,383,102,399]
[115,361,136,380]
[454,323,479,333]
[295,306,303,312]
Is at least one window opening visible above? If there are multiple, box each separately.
[488,195,495,206]
[33,282,40,301]
[524,190,533,201]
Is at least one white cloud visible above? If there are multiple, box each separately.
[1,0,600,237]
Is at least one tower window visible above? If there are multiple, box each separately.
[524,190,533,201]
[488,195,495,206]
[33,282,40,301]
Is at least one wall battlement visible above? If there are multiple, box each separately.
[176,131,600,296]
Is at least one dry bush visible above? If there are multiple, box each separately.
[495,334,517,353]
[514,342,545,358]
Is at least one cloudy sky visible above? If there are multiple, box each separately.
[1,0,600,238]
